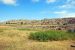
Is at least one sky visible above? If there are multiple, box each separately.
[0,0,75,21]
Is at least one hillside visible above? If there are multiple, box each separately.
[0,17,75,30]
[0,18,75,50]
[1,18,75,25]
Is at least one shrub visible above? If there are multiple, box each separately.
[29,32,49,41]
[67,29,71,32]
[67,29,75,33]
[29,30,69,41]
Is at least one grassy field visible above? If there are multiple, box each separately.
[0,25,75,50]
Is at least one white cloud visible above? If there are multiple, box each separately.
[54,11,67,14]
[63,13,75,18]
[57,0,75,18]
[54,10,75,18]
[31,0,56,3]
[32,0,40,3]
[46,0,56,4]
[59,0,75,9]
[0,0,17,6]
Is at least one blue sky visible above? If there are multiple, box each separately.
[0,0,75,21]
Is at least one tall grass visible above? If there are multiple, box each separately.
[29,30,75,41]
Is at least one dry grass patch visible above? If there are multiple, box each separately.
[0,26,75,50]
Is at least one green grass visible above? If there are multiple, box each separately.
[17,28,33,31]
[17,28,46,31]
[29,30,75,41]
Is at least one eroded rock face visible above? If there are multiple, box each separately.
[1,18,75,30]
[4,18,75,25]
[68,19,75,24]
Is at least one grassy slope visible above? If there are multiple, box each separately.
[0,26,75,50]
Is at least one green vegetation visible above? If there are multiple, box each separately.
[67,29,75,33]
[29,30,75,41]
[17,28,32,31]
[17,28,46,31]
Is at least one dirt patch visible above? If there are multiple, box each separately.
[0,40,10,50]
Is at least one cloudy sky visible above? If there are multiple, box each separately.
[0,0,75,21]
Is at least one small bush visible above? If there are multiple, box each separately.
[29,32,49,41]
[67,29,75,33]
[29,30,69,41]
[67,29,71,32]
